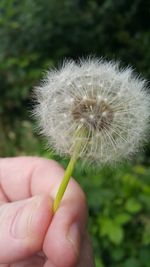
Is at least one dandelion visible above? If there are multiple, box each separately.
[33,58,149,212]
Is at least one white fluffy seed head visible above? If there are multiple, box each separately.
[33,58,150,165]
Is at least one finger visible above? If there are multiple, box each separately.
[44,260,56,267]
[43,232,95,267]
[0,157,65,201]
[10,254,45,267]
[43,186,87,267]
[0,156,82,202]
[0,194,53,263]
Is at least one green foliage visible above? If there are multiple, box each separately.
[0,0,150,266]
[76,163,150,267]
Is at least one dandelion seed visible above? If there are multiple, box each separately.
[63,113,67,118]
[33,58,150,211]
[89,114,94,120]
[83,95,88,100]
[87,82,92,86]
[80,118,85,123]
[102,111,107,117]
[97,95,103,101]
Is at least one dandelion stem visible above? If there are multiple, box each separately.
[53,127,85,212]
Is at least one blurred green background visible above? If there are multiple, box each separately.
[0,0,150,266]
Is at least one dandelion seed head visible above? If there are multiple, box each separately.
[34,58,150,165]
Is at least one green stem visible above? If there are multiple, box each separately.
[53,127,85,212]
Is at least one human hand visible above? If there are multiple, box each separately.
[0,157,94,267]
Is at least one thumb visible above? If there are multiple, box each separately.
[0,195,53,264]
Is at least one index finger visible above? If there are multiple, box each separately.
[0,156,83,200]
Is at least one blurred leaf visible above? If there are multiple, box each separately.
[100,217,124,244]
[95,258,104,267]
[125,198,142,213]
[115,213,132,225]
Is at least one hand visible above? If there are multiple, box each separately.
[0,157,94,267]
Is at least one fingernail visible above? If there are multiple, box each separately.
[11,196,42,239]
[67,223,81,256]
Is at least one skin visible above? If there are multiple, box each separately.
[0,157,95,267]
